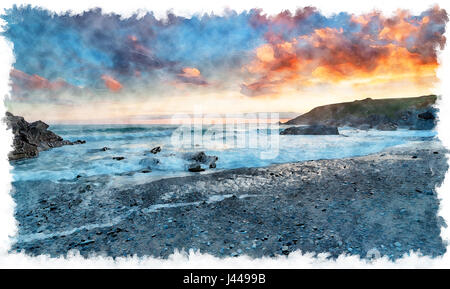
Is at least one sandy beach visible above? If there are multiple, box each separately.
[10,140,448,260]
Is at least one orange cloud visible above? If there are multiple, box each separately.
[101,75,123,92]
[10,69,72,91]
[241,8,447,97]
[176,67,208,86]
[180,67,201,78]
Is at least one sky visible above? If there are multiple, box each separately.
[1,5,448,123]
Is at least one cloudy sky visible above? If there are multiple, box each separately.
[1,5,448,123]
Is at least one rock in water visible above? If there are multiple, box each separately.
[280,125,339,135]
[188,164,205,172]
[150,146,161,154]
[185,151,219,171]
[4,112,83,161]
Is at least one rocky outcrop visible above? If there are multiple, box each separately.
[280,125,339,135]
[4,112,84,161]
[284,95,438,131]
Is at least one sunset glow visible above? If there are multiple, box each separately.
[2,6,447,123]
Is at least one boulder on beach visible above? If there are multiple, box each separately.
[4,112,85,161]
[280,125,339,135]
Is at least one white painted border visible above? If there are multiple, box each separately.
[0,0,449,268]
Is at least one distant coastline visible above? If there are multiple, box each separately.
[283,95,437,131]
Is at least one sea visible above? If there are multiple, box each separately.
[10,124,437,183]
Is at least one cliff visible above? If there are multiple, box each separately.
[284,95,437,130]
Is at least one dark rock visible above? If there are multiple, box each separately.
[188,164,205,172]
[185,152,218,170]
[113,157,125,161]
[190,151,208,162]
[73,140,86,144]
[141,170,152,174]
[101,147,110,151]
[418,111,435,120]
[280,125,339,135]
[150,146,162,154]
[4,112,78,161]
[376,122,398,131]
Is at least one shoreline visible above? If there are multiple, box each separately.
[11,140,449,260]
